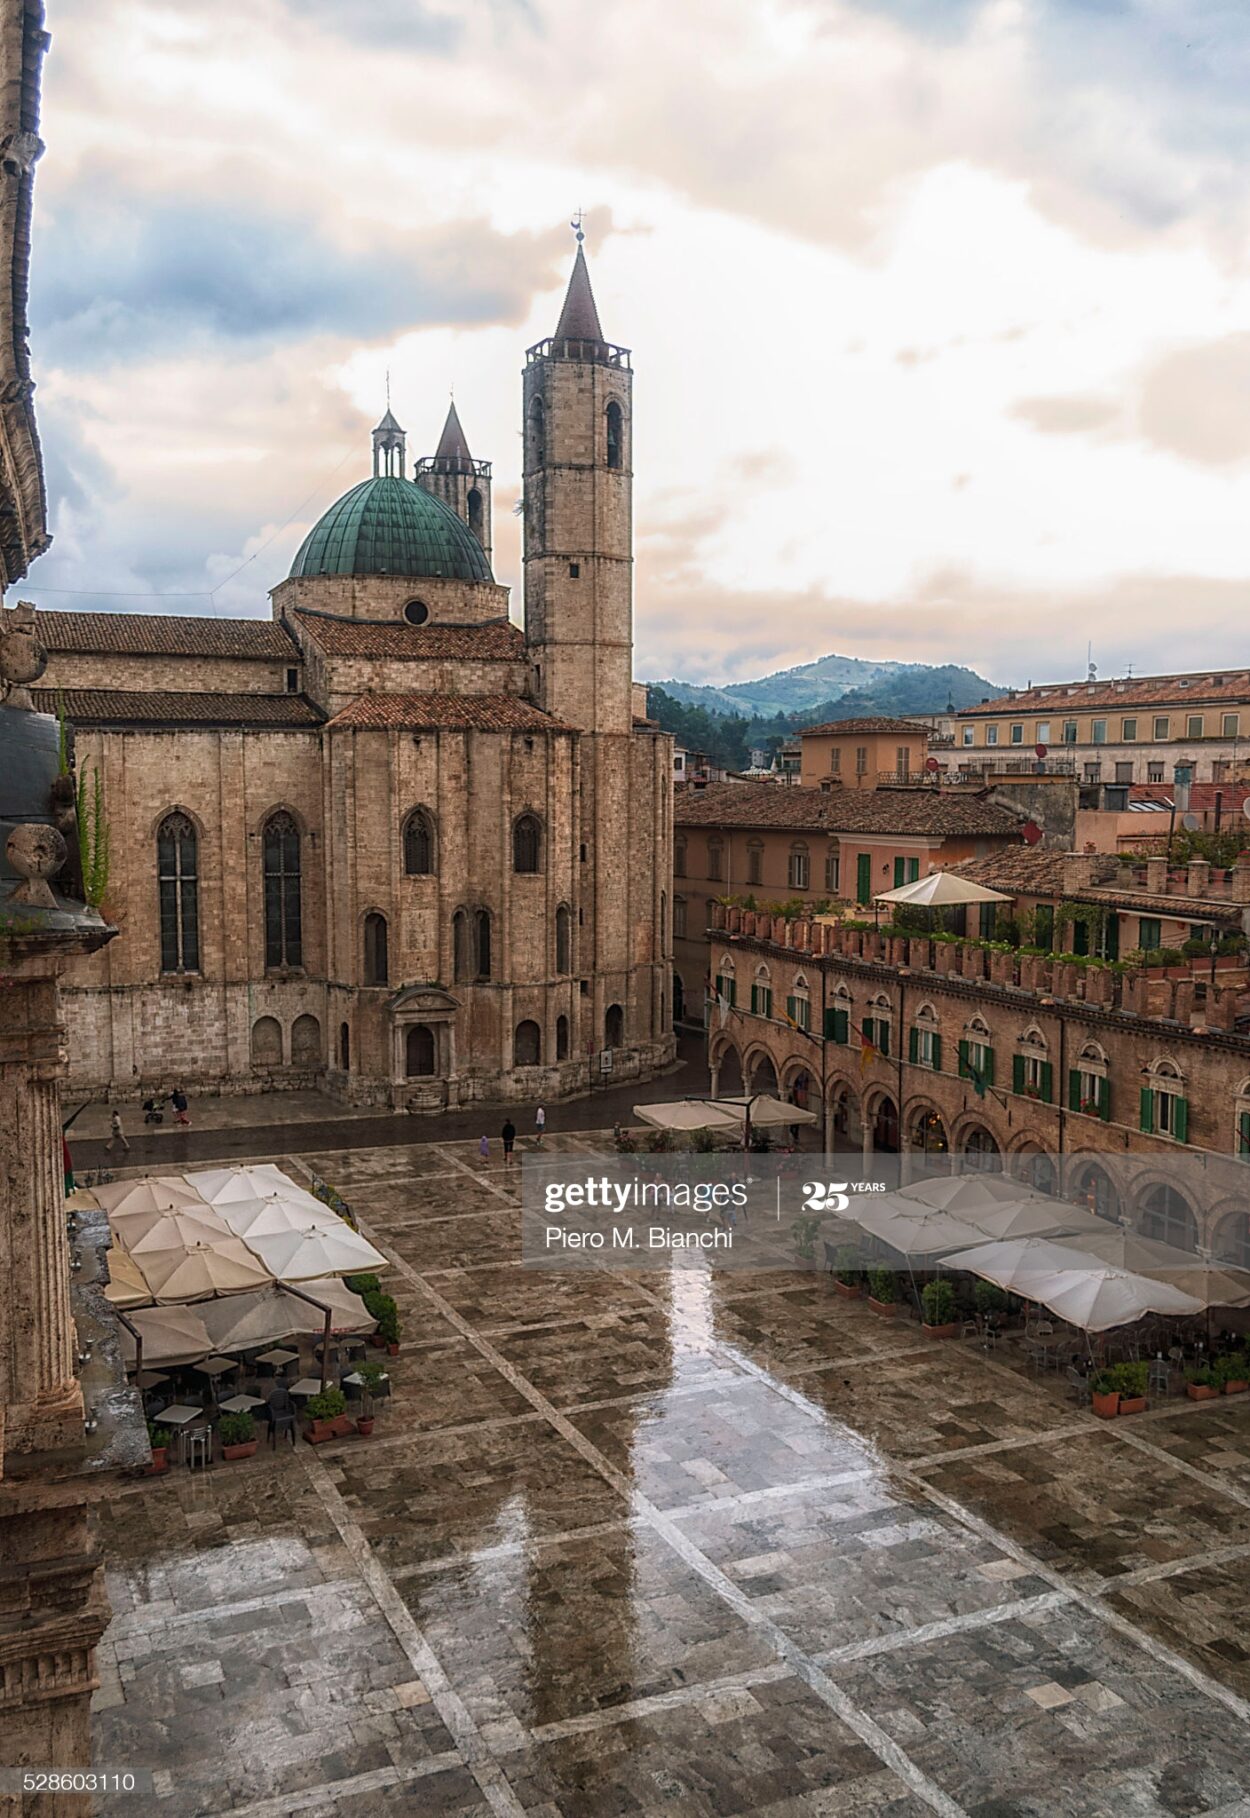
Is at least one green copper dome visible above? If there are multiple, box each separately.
[289,476,492,582]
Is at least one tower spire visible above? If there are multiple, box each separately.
[554,239,604,346]
[434,398,473,471]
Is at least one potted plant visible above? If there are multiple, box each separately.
[1186,1364,1220,1401]
[832,1245,864,1298]
[1090,1369,1120,1419]
[147,1420,172,1475]
[303,1386,350,1444]
[355,1361,387,1436]
[364,1289,401,1354]
[1214,1352,1250,1396]
[791,1214,822,1265]
[921,1278,959,1338]
[344,1272,381,1296]
[219,1411,258,1460]
[867,1267,898,1317]
[1112,1361,1148,1415]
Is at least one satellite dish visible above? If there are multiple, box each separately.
[1242,799,1250,822]
[1021,820,1043,846]
[1034,743,1048,759]
[1182,812,1200,831]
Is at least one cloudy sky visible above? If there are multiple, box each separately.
[22,0,1250,687]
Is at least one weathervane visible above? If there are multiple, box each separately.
[571,209,585,244]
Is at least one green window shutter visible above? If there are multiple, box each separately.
[1104,914,1119,961]
[1040,1061,1053,1104]
[1072,919,1089,957]
[1174,1096,1188,1144]
[983,1048,995,1087]
[1012,1054,1025,1095]
[1035,904,1054,950]
[856,853,872,905]
[823,1006,836,1040]
[785,994,797,1023]
[762,988,772,1020]
[750,985,759,1015]
[909,1026,919,1064]
[878,1021,890,1058]
[1140,1086,1154,1134]
[907,858,920,882]
[862,1017,874,1048]
[1068,1068,1081,1113]
[728,979,736,1007]
[1098,1077,1110,1122]
[931,1033,942,1071]
[893,856,906,888]
[797,997,809,1030]
[958,1038,970,1079]
[1140,917,1161,952]
[1239,1109,1250,1157]
[834,1007,848,1044]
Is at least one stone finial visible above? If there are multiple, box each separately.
[0,601,48,709]
[6,822,67,906]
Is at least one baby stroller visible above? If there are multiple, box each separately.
[142,1097,164,1125]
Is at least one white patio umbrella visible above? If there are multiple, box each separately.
[216,1192,338,1240]
[715,1095,821,1129]
[110,1206,232,1255]
[240,1222,386,1282]
[900,1175,1049,1213]
[135,1239,272,1303]
[199,1282,375,1350]
[118,1304,212,1367]
[943,1237,1205,1332]
[1060,1229,1250,1309]
[874,871,1013,908]
[103,1248,152,1310]
[851,1198,989,1259]
[633,1101,743,1133]
[187,1163,296,1205]
[94,1176,208,1218]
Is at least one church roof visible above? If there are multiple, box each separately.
[326,692,574,733]
[290,611,522,661]
[434,400,472,463]
[554,243,605,343]
[31,689,322,728]
[35,610,297,658]
[289,476,492,583]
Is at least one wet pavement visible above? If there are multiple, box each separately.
[88,1132,1250,1816]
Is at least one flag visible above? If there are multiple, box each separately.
[966,1061,988,1099]
[781,1005,821,1048]
[858,1028,877,1076]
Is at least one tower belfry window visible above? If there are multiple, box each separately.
[605,401,623,469]
[529,397,545,467]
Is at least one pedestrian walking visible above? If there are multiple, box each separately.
[478,1134,490,1163]
[535,1104,546,1146]
[105,1108,130,1155]
[170,1086,190,1127]
[501,1119,516,1165]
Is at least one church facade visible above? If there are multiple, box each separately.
[39,247,676,1108]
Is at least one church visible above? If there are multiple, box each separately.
[34,243,676,1107]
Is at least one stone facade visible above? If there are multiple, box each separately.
[35,247,675,1109]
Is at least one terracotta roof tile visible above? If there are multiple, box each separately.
[291,611,523,661]
[957,667,1250,717]
[801,716,933,736]
[36,610,296,658]
[32,689,322,728]
[325,693,573,733]
[950,850,1243,923]
[674,780,1022,837]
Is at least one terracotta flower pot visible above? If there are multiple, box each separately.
[386,1342,400,1357]
[147,1447,169,1475]
[1223,1380,1249,1396]
[1117,1396,1147,1416]
[221,1441,258,1461]
[332,1414,353,1437]
[1091,1390,1120,1419]
[923,1322,960,1340]
[1187,1383,1219,1401]
[356,1417,375,1437]
[304,1418,338,1445]
[867,1297,898,1318]
[833,1280,863,1299]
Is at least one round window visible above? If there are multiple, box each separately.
[403,600,430,626]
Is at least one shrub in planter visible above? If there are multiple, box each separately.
[355,1361,388,1435]
[219,1411,258,1459]
[921,1278,959,1336]
[364,1289,401,1352]
[833,1245,865,1296]
[303,1387,350,1443]
[1090,1369,1120,1418]
[868,1267,898,1314]
[1110,1362,1148,1414]
[973,1281,1008,1318]
[645,1127,675,1154]
[344,1272,381,1297]
[1186,1365,1220,1401]
[147,1420,173,1474]
[1214,1352,1250,1395]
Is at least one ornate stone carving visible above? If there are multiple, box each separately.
[0,599,48,707]
[6,820,67,907]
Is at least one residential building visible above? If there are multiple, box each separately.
[799,716,932,789]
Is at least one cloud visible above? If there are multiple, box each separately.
[1011,393,1122,435]
[1136,332,1250,465]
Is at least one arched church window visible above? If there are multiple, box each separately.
[605,401,623,470]
[513,814,543,874]
[403,809,435,876]
[467,488,483,541]
[263,812,302,970]
[453,909,471,983]
[556,1014,570,1061]
[555,904,572,974]
[363,912,388,987]
[475,909,492,980]
[157,811,199,974]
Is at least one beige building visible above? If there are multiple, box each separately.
[952,668,1250,786]
[37,245,676,1108]
[799,716,932,789]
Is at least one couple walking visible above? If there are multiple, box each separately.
[491,1104,545,1166]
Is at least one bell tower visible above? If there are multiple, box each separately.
[414,398,493,568]
[522,235,632,735]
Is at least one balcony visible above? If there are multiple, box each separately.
[526,337,632,369]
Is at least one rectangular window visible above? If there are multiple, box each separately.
[829,747,841,772]
[960,1039,993,1085]
[1121,717,1137,741]
[1223,712,1239,737]
[825,853,839,894]
[1012,1053,1052,1101]
[715,973,736,1007]
[824,1005,849,1043]
[1138,916,1161,951]
[1187,714,1204,738]
[1083,761,1102,782]
[747,846,762,885]
[896,746,909,776]
[909,1026,940,1068]
[1153,715,1169,740]
[1010,724,1023,744]
[863,1016,890,1057]
[985,725,999,746]
[788,850,810,889]
[785,994,811,1032]
[1062,721,1078,744]
[285,667,299,693]
[1115,761,1133,783]
[962,725,975,746]
[1091,719,1107,744]
[751,983,772,1019]
[1147,762,1165,783]
[1154,1090,1188,1142]
[1036,721,1050,743]
[855,745,868,774]
[707,842,723,882]
[673,898,686,938]
[568,562,580,577]
[1070,1069,1109,1121]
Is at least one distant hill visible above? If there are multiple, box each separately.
[648,654,1000,720]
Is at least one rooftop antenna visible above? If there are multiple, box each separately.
[1087,640,1097,683]
[570,208,585,244]
[385,367,390,410]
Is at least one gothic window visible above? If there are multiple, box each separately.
[514,1020,541,1066]
[605,401,623,470]
[364,912,389,986]
[513,813,543,874]
[157,811,199,974]
[263,811,302,970]
[556,1014,570,1061]
[453,909,472,983]
[475,908,492,980]
[403,809,435,876]
[555,904,572,974]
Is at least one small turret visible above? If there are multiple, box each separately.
[414,398,492,565]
